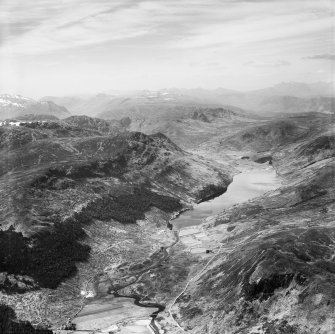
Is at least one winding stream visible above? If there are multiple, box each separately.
[113,291,165,333]
[73,164,281,334]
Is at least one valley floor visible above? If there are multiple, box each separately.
[1,112,334,334]
[58,158,281,334]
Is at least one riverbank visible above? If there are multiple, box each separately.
[68,160,279,334]
[72,295,156,334]
[167,125,335,333]
[68,206,182,334]
[172,162,281,230]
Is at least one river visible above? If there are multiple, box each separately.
[72,163,281,333]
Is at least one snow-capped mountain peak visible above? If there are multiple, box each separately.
[0,94,71,120]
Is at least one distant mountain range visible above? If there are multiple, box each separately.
[0,94,70,121]
[40,91,255,149]
[251,81,334,97]
[40,82,334,119]
[42,91,232,118]
[162,82,335,115]
[2,81,333,124]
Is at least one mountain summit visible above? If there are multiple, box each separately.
[0,94,70,121]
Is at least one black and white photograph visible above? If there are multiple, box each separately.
[0,0,334,333]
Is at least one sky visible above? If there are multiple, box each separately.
[0,0,334,98]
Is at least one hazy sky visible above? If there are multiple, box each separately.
[0,0,334,98]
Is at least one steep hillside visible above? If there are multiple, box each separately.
[52,91,254,150]
[63,115,126,134]
[0,117,232,330]
[0,95,70,120]
[192,112,333,160]
[0,119,231,232]
[221,120,307,151]
[124,106,254,149]
[169,117,335,334]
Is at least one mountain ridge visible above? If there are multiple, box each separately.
[0,94,71,121]
[40,82,334,120]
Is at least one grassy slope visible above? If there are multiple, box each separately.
[173,114,335,334]
[0,117,232,331]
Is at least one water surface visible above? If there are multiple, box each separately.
[173,166,280,229]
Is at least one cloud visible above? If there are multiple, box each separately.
[303,54,335,60]
[170,9,333,50]
[0,0,153,54]
[0,0,333,96]
[244,60,291,68]
[1,0,333,56]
